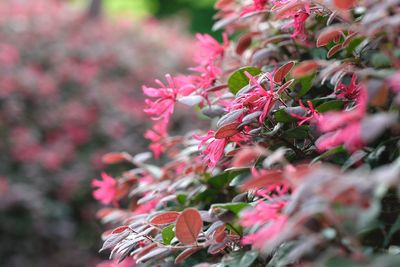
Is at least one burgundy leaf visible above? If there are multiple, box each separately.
[175,208,203,245]
[274,61,295,83]
[291,60,320,78]
[150,211,180,225]
[215,122,241,139]
[327,43,343,58]
[333,0,357,10]
[316,26,343,47]
[175,248,200,264]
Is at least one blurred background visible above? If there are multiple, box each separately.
[0,0,214,266]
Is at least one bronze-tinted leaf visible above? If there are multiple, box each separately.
[240,169,284,191]
[214,0,234,9]
[342,31,358,48]
[327,43,343,58]
[333,0,357,10]
[213,225,227,243]
[274,61,295,83]
[278,79,295,93]
[236,32,254,55]
[274,1,306,19]
[150,211,180,225]
[102,152,128,164]
[175,208,203,245]
[175,248,200,264]
[214,122,241,139]
[232,146,264,167]
[316,26,343,47]
[111,225,129,234]
[291,60,320,78]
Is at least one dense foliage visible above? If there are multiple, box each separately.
[0,1,194,266]
[96,0,400,266]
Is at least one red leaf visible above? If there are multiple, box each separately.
[214,0,234,9]
[291,60,320,78]
[102,152,128,164]
[342,31,358,48]
[213,225,227,243]
[316,26,343,47]
[175,208,203,245]
[111,225,129,234]
[232,146,264,167]
[150,211,180,225]
[96,208,113,219]
[327,43,343,58]
[333,0,357,10]
[274,61,295,83]
[214,122,240,139]
[133,243,158,260]
[236,32,255,55]
[278,79,295,93]
[175,248,200,264]
[274,1,305,19]
[241,169,284,191]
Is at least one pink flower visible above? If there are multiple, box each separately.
[195,130,249,168]
[143,74,178,123]
[235,71,277,123]
[335,74,360,100]
[190,62,222,89]
[241,200,286,227]
[388,71,400,93]
[240,0,268,16]
[316,83,368,152]
[92,172,117,205]
[316,122,363,152]
[290,100,320,125]
[195,130,229,168]
[133,198,160,215]
[242,215,288,249]
[143,74,196,157]
[289,11,309,39]
[278,1,310,39]
[194,33,229,66]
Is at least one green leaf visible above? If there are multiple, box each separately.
[229,173,249,187]
[316,100,344,113]
[282,125,310,139]
[162,225,175,245]
[218,250,258,267]
[227,66,262,94]
[211,202,250,215]
[177,194,187,205]
[274,108,297,123]
[384,216,400,246]
[310,47,327,59]
[325,256,363,267]
[311,146,347,164]
[371,52,391,68]
[207,172,231,189]
[239,251,259,267]
[295,73,316,97]
[345,37,364,55]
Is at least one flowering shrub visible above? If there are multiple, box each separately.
[96,0,400,266]
[0,1,194,266]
